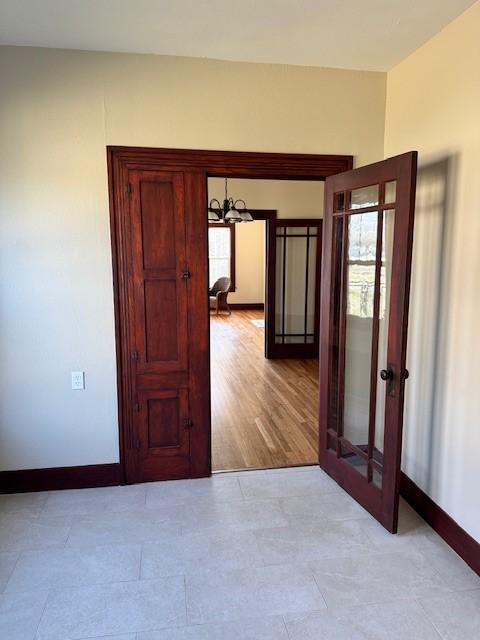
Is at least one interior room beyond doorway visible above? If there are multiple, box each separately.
[208,178,323,472]
[210,309,319,470]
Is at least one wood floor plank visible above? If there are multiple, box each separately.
[210,310,319,471]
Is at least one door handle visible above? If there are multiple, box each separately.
[380,367,395,397]
[181,270,191,280]
[380,367,409,396]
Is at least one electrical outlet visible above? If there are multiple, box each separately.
[71,371,85,390]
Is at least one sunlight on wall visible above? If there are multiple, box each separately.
[385,0,480,540]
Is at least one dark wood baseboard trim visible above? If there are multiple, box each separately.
[400,472,479,575]
[229,303,264,310]
[0,463,122,494]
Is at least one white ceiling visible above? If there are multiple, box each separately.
[0,0,475,72]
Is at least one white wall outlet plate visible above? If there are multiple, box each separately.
[71,371,85,390]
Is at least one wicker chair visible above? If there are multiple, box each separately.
[209,277,231,315]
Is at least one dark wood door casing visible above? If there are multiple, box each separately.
[108,147,352,483]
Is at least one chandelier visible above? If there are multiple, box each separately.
[208,178,254,223]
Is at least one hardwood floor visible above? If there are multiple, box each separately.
[210,310,319,471]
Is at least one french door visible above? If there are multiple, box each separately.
[266,219,322,359]
[319,152,417,532]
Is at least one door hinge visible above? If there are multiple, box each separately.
[135,439,141,449]
[127,183,133,196]
[132,350,139,362]
[183,418,193,429]
[134,401,140,413]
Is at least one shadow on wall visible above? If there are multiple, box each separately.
[403,156,458,493]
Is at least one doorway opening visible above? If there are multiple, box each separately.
[207,177,323,472]
[106,146,353,486]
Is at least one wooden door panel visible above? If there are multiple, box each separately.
[137,389,190,458]
[143,278,186,367]
[140,180,177,270]
[147,396,181,449]
[319,151,417,533]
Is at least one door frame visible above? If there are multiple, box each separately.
[107,147,353,482]
[246,209,277,356]
[266,218,323,359]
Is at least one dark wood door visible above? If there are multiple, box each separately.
[319,151,417,533]
[118,169,210,483]
[266,219,322,359]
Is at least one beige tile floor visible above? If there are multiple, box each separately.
[0,466,478,639]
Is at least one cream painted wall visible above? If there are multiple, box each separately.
[385,1,480,540]
[231,221,265,305]
[208,178,324,304]
[208,179,325,219]
[0,46,386,470]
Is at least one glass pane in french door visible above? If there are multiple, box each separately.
[373,209,395,482]
[330,207,395,487]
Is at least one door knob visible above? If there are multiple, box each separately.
[181,270,191,279]
[380,369,393,381]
